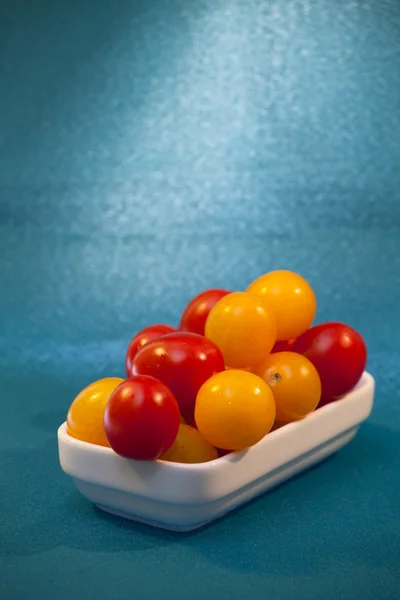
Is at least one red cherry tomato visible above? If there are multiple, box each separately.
[131,332,225,424]
[125,324,177,377]
[180,288,231,336]
[271,339,296,353]
[104,375,180,460]
[292,322,367,404]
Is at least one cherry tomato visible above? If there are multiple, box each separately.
[205,292,277,369]
[254,352,321,422]
[247,270,316,341]
[67,377,124,447]
[125,324,177,377]
[292,322,367,403]
[180,288,231,336]
[271,338,296,353]
[131,332,225,424]
[104,375,180,460]
[195,370,276,450]
[160,424,219,463]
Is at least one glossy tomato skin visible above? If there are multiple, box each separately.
[292,322,367,403]
[67,377,124,447]
[125,324,177,377]
[195,370,276,451]
[180,288,231,336]
[131,332,225,424]
[246,270,316,341]
[104,375,180,460]
[254,352,321,422]
[205,292,277,370]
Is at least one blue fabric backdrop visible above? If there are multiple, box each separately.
[1,1,399,599]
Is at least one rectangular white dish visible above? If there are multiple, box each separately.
[58,371,374,532]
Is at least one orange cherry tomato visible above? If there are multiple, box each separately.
[67,377,124,446]
[160,424,219,463]
[195,370,276,451]
[205,292,277,369]
[247,270,316,341]
[254,351,321,422]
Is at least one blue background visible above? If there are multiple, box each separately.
[1,1,399,598]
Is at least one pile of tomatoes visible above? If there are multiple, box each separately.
[67,270,367,464]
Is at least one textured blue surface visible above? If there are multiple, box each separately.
[1,1,400,599]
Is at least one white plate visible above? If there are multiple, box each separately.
[58,372,374,531]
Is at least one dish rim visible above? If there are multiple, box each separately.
[58,371,374,474]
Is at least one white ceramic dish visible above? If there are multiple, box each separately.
[58,372,374,532]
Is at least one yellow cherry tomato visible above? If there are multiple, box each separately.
[160,424,219,463]
[246,270,316,341]
[67,377,124,446]
[254,352,321,422]
[205,292,277,370]
[195,370,276,451]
